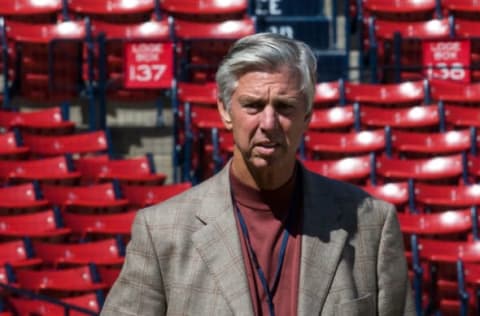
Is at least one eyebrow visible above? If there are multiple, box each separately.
[237,94,302,105]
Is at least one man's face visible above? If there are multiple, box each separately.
[218,68,311,174]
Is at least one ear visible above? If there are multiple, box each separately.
[217,98,233,130]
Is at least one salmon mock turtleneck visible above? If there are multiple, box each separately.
[229,169,302,316]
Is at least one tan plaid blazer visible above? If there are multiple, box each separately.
[101,161,415,316]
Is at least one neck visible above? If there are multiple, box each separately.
[230,153,296,191]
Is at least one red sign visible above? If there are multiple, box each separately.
[423,40,471,83]
[124,42,174,89]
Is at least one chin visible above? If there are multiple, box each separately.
[248,156,282,170]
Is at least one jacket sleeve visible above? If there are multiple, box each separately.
[100,210,166,316]
[376,202,417,316]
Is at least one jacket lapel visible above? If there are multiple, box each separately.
[297,167,350,316]
[191,164,254,315]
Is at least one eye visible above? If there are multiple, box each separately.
[276,102,296,115]
[243,102,263,113]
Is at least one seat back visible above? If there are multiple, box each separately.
[68,0,157,23]
[21,130,109,157]
[375,154,464,183]
[304,129,386,159]
[361,181,409,208]
[308,105,355,131]
[390,129,472,157]
[344,80,426,107]
[160,0,247,22]
[302,154,373,185]
[32,238,124,266]
[359,104,440,131]
[121,182,192,207]
[313,81,342,108]
[14,265,107,292]
[0,107,74,135]
[62,211,136,237]
[0,209,69,239]
[0,0,62,24]
[0,156,80,184]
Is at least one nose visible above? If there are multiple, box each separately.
[259,105,278,132]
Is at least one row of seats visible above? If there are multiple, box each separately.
[355,0,480,24]
[0,0,327,24]
[352,0,480,83]
[175,80,480,183]
[0,0,347,132]
[0,264,110,315]
[367,17,480,83]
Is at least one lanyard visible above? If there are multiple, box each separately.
[233,183,298,316]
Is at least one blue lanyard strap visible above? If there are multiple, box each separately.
[233,183,298,316]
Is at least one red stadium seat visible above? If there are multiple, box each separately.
[179,104,227,182]
[89,19,173,128]
[174,81,218,182]
[356,0,439,81]
[0,156,81,185]
[369,18,451,82]
[443,104,480,129]
[443,0,480,20]
[430,79,480,105]
[4,20,88,102]
[62,211,136,239]
[308,105,355,131]
[0,183,48,214]
[13,265,108,293]
[357,104,441,131]
[313,81,343,108]
[413,183,480,212]
[361,0,438,22]
[344,80,426,107]
[374,154,464,184]
[74,155,166,185]
[21,130,110,158]
[68,0,157,23]
[211,128,234,170]
[7,292,101,316]
[121,182,192,207]
[304,129,386,159]
[0,209,71,240]
[464,155,480,183]
[32,238,124,267]
[361,181,409,210]
[40,182,129,213]
[0,107,75,135]
[0,0,62,24]
[302,154,373,185]
[98,266,121,289]
[173,18,255,82]
[177,81,217,105]
[388,129,473,157]
[398,209,472,236]
[160,0,248,22]
[0,131,29,158]
[411,236,480,315]
[456,261,480,315]
[0,239,42,268]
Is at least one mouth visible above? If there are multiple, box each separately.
[254,142,279,155]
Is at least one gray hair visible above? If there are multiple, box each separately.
[215,32,317,113]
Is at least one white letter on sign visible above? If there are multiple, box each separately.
[269,0,282,15]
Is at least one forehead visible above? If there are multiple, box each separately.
[234,69,303,98]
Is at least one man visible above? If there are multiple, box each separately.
[101,33,415,315]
